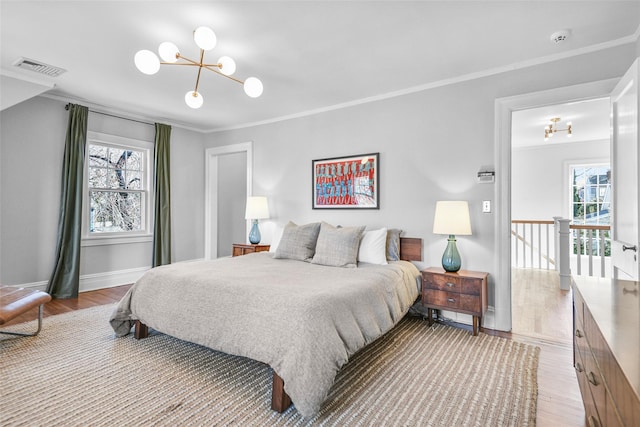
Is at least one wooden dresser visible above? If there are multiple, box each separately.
[572,275,640,426]
[421,267,488,336]
[232,243,270,257]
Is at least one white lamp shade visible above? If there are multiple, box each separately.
[184,91,204,109]
[134,50,160,75]
[243,77,263,98]
[217,56,236,76]
[245,196,270,219]
[433,201,472,235]
[158,42,180,62]
[193,26,217,50]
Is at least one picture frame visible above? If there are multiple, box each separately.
[312,152,379,209]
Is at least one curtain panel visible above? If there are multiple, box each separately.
[47,104,88,299]
[152,123,172,267]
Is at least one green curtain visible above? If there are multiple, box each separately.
[47,104,88,299]
[152,123,172,267]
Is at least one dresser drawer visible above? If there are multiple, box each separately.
[423,289,481,314]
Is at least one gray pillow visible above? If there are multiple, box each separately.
[273,221,321,262]
[311,222,365,268]
[386,228,402,261]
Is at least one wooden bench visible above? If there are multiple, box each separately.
[0,286,52,337]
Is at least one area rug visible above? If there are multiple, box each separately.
[1,305,538,426]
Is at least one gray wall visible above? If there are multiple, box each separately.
[204,45,638,312]
[0,96,204,288]
[217,151,247,257]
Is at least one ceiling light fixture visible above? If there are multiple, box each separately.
[544,117,572,141]
[134,26,263,109]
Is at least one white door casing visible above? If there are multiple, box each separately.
[204,142,253,260]
[610,58,640,280]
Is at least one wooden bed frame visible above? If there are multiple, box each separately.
[134,236,422,413]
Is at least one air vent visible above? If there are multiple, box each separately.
[12,57,66,77]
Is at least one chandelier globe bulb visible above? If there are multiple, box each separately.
[184,91,204,109]
[217,56,236,76]
[243,77,263,98]
[158,42,180,63]
[134,50,160,75]
[194,26,217,50]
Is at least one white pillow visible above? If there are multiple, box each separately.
[358,228,388,265]
[269,224,285,253]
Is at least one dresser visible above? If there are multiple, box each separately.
[421,267,488,336]
[572,275,640,427]
[232,243,270,257]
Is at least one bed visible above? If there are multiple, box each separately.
[110,222,422,418]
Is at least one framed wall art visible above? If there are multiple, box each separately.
[312,152,379,209]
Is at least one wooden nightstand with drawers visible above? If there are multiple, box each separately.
[421,267,488,336]
[232,243,270,257]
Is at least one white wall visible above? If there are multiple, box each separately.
[0,96,205,290]
[512,139,610,221]
[203,44,637,320]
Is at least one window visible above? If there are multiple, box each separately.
[570,163,611,257]
[571,164,611,225]
[84,132,153,243]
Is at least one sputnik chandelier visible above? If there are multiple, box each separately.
[544,117,572,141]
[134,26,263,109]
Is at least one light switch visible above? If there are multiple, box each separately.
[482,200,491,213]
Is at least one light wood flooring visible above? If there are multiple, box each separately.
[3,278,585,425]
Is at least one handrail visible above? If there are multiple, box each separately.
[512,219,611,280]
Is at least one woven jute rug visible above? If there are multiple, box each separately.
[1,304,538,426]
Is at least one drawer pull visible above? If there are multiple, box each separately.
[446,282,455,288]
[587,372,599,386]
[447,298,456,303]
[575,329,583,338]
[574,362,584,373]
[587,415,600,427]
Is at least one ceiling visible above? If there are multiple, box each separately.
[512,97,611,148]
[1,1,639,133]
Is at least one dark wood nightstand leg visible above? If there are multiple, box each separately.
[472,316,479,336]
[427,308,434,326]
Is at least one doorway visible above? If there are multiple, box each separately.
[493,78,618,332]
[204,142,253,259]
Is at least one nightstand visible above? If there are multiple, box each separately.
[421,267,488,336]
[232,243,270,257]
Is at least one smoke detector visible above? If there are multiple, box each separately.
[12,57,66,77]
[550,29,571,44]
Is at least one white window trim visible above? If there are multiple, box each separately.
[81,131,154,247]
[563,158,609,222]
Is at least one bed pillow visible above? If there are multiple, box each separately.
[386,228,403,261]
[311,222,365,268]
[273,221,321,262]
[268,224,285,253]
[358,228,388,265]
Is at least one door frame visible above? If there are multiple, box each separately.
[494,78,617,331]
[204,142,253,259]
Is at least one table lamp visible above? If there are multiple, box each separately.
[245,196,270,244]
[433,201,472,272]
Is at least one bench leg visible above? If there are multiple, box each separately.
[0,304,45,337]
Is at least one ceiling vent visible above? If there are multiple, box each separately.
[12,57,66,77]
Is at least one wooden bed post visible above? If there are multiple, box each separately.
[134,320,149,340]
[271,371,292,412]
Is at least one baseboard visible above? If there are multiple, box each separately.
[12,266,151,293]
[13,259,206,293]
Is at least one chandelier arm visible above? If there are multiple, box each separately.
[202,64,245,85]
[193,50,206,93]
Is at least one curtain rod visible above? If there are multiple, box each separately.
[65,103,154,127]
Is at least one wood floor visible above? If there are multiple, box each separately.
[3,277,585,425]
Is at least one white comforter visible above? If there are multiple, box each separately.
[110,252,420,417]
